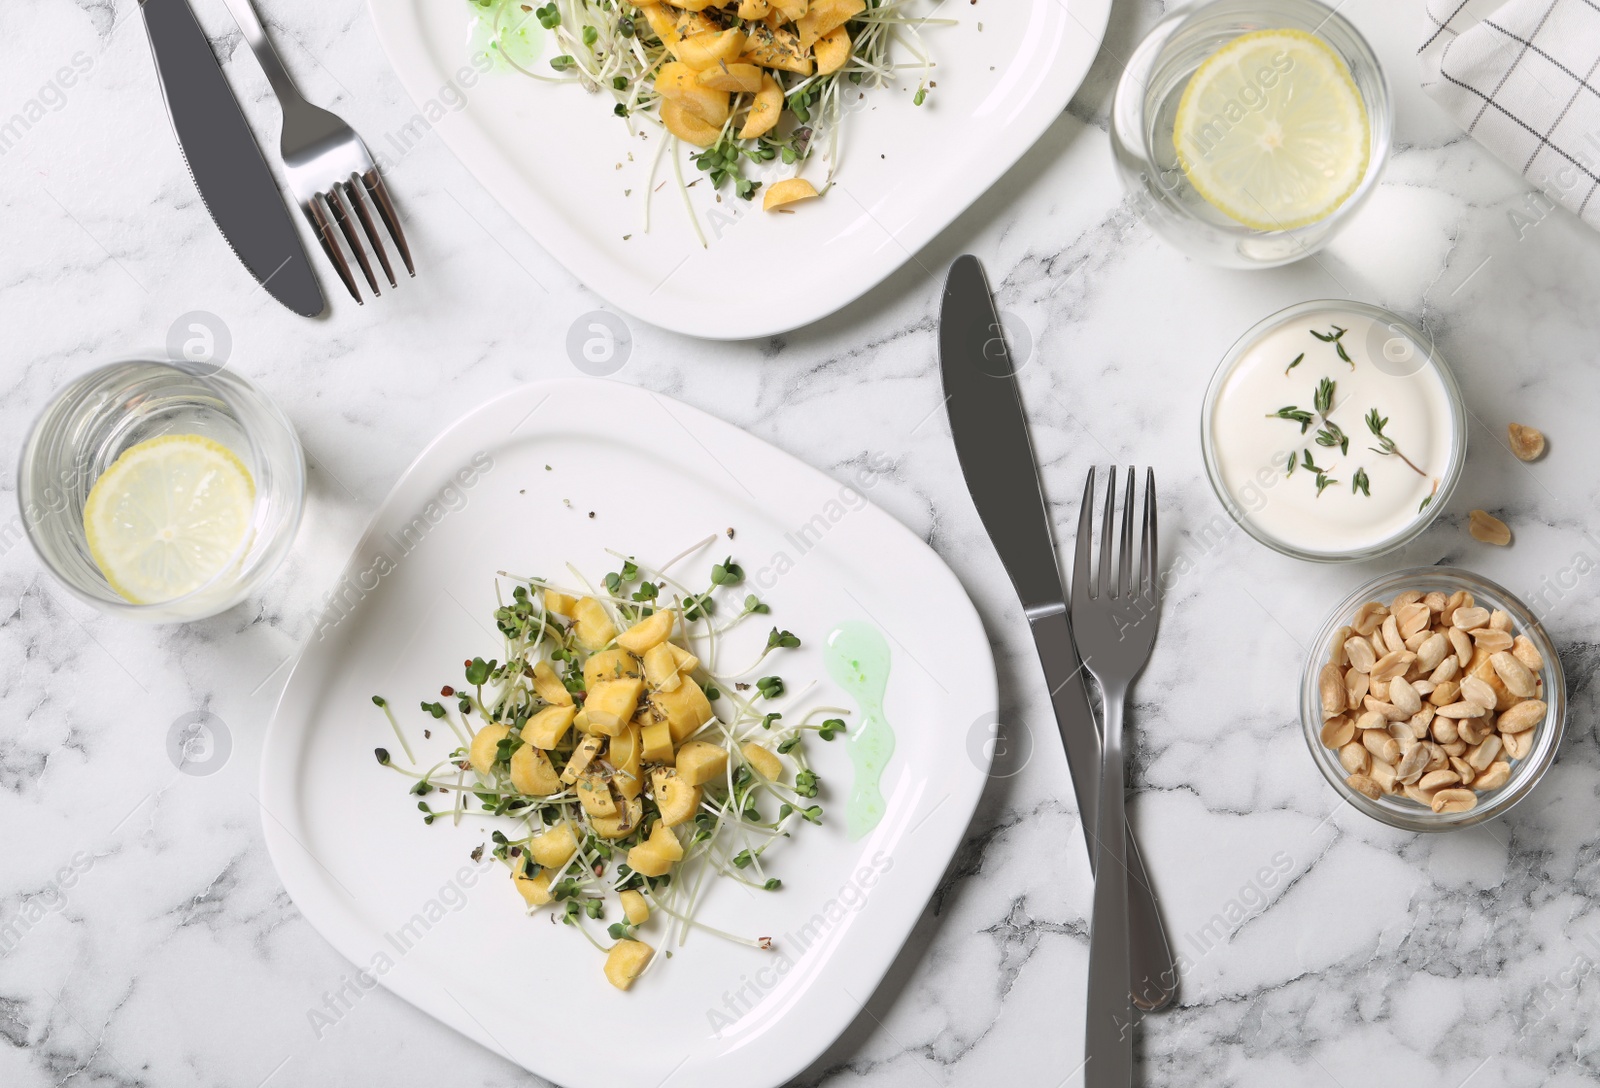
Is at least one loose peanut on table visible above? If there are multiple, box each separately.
[1319,586,1547,813]
[1469,509,1513,546]
[1507,422,1546,462]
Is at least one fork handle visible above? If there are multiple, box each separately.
[217,0,312,113]
[1085,687,1133,1088]
[1030,610,1176,1011]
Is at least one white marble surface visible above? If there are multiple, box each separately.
[3,0,1599,1085]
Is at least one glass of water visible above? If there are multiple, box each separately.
[1110,0,1392,267]
[17,360,305,622]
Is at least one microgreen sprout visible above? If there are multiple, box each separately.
[372,695,415,763]
[683,590,716,621]
[767,628,800,650]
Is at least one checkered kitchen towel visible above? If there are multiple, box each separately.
[1422,0,1600,230]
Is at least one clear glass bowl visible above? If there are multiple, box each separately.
[1110,0,1392,268]
[1301,568,1565,831]
[17,359,305,622]
[1200,300,1467,562]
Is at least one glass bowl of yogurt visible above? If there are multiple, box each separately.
[1201,300,1466,561]
[1299,568,1565,832]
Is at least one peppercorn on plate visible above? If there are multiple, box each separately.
[261,379,996,1088]
[364,0,1111,337]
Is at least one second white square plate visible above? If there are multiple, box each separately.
[260,379,998,1087]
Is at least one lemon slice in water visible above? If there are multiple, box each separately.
[1174,28,1369,231]
[83,434,256,604]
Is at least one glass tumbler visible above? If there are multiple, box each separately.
[17,359,305,622]
[1110,0,1392,268]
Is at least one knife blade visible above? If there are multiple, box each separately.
[141,0,325,317]
[939,254,1177,1012]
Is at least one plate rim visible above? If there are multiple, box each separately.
[259,377,999,1086]
[362,0,1113,339]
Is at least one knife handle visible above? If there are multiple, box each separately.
[1029,609,1177,1012]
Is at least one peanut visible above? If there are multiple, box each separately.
[1511,635,1544,673]
[1431,788,1478,814]
[1490,652,1537,699]
[1506,422,1545,461]
[1469,510,1512,546]
[1347,774,1383,801]
[1320,664,1346,718]
[1418,769,1460,791]
[1474,762,1511,791]
[1321,715,1356,748]
[1496,699,1545,734]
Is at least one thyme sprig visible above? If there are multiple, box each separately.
[1269,406,1315,433]
[1366,409,1429,478]
[1302,450,1338,496]
[1315,420,1350,456]
[1314,377,1334,416]
[1311,325,1354,368]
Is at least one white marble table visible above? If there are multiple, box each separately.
[4,0,1599,1085]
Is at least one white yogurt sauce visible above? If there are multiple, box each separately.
[1208,307,1459,557]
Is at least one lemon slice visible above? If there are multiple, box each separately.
[1174,29,1369,231]
[83,434,256,604]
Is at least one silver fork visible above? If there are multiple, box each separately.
[1072,466,1159,1088]
[219,0,414,303]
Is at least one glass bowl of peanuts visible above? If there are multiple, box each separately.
[1302,568,1565,831]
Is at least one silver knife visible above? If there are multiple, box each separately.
[939,254,1177,1012]
[141,0,325,317]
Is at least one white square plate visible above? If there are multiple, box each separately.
[364,0,1111,338]
[260,378,997,1087]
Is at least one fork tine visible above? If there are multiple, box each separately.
[1073,467,1096,609]
[1118,466,1135,599]
[305,195,362,304]
[1098,465,1116,599]
[362,168,414,277]
[1142,468,1158,600]
[327,186,380,296]
[345,176,396,288]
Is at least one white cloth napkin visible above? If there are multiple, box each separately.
[1421,0,1600,231]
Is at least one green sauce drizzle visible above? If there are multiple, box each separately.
[824,621,896,840]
